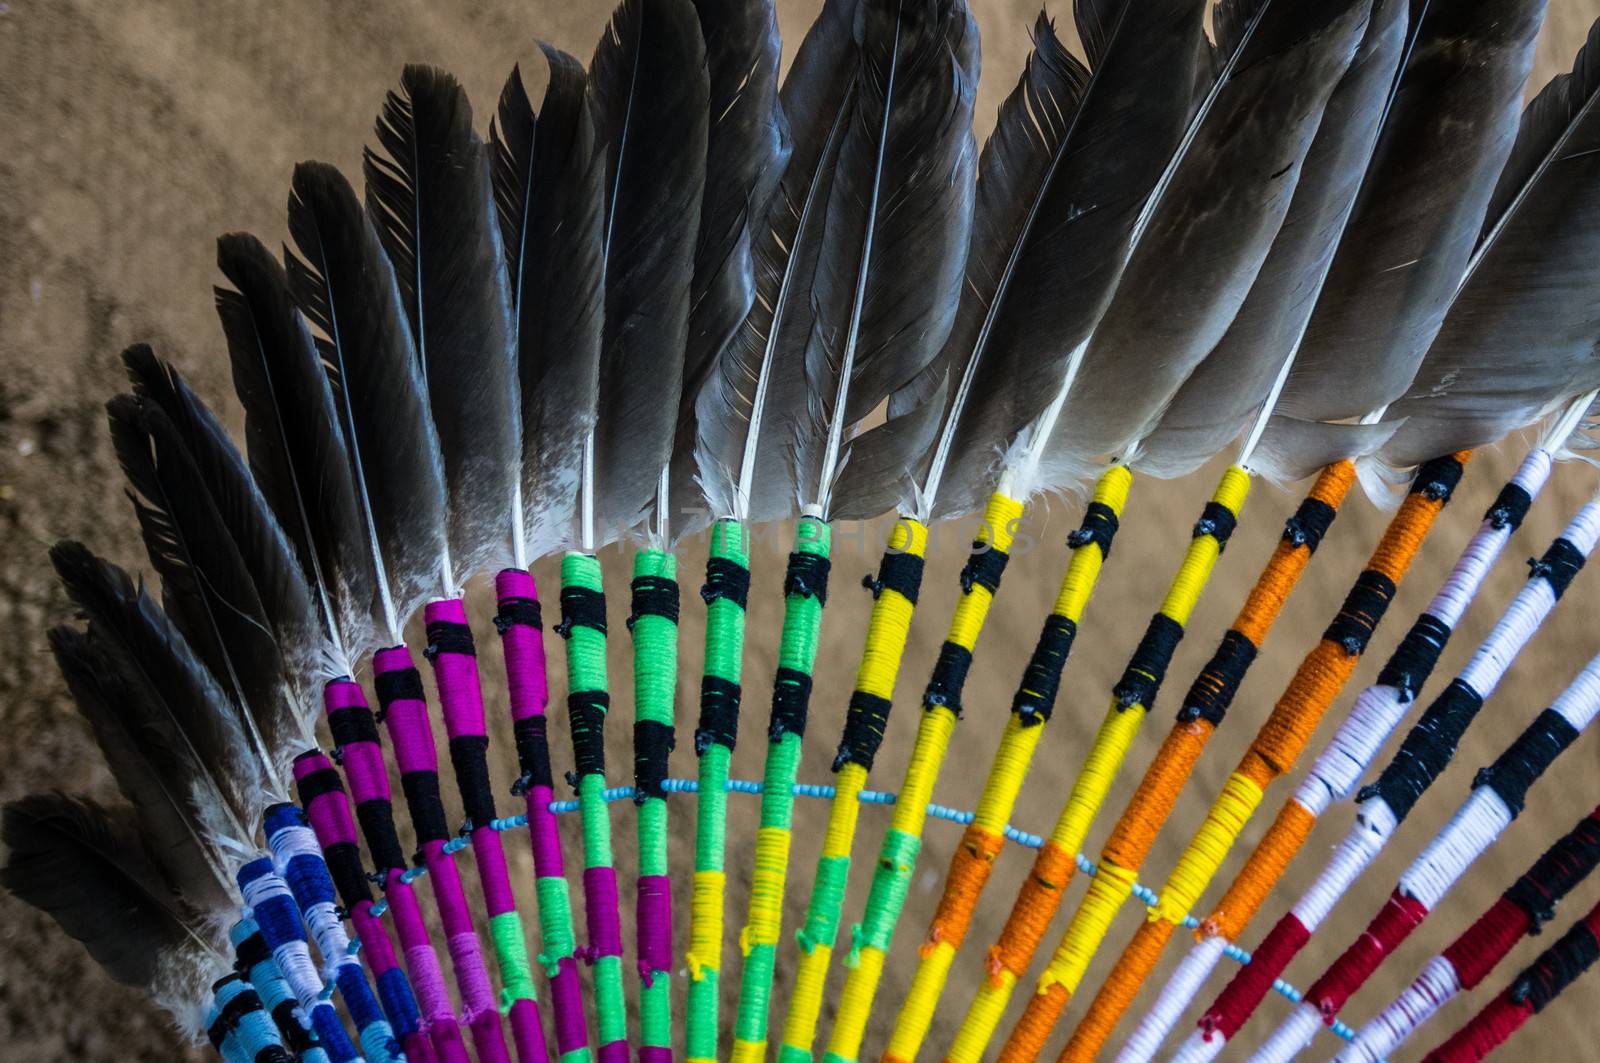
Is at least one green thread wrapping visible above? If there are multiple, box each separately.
[488,910,539,1011]
[733,518,831,1052]
[593,953,626,1046]
[534,875,576,977]
[849,828,921,962]
[796,854,851,952]
[686,519,750,1061]
[631,548,677,1056]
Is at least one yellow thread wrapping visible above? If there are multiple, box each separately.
[949,970,1018,1063]
[1041,862,1139,996]
[782,943,833,1052]
[829,945,887,1059]
[686,869,726,980]
[731,1042,765,1063]
[742,826,792,952]
[1161,466,1250,625]
[972,715,1043,834]
[889,707,958,837]
[855,518,928,701]
[826,764,867,858]
[1154,771,1264,925]
[889,942,956,1061]
[1049,704,1147,854]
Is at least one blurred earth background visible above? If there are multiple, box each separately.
[4,1,1600,1059]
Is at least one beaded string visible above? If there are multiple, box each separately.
[1051,452,1471,1063]
[1421,886,1600,1062]
[1339,803,1600,1062]
[627,548,680,1063]
[292,753,434,1063]
[887,468,1132,1063]
[1122,450,1547,1063]
[422,598,547,1063]
[730,516,831,1063]
[686,520,752,1061]
[264,804,404,1062]
[824,490,1025,1063]
[210,973,294,1063]
[1175,468,1586,1063]
[237,856,364,1061]
[231,918,320,1060]
[1248,648,1600,1063]
[372,646,511,1063]
[323,679,468,1063]
[556,551,627,1063]
[778,517,929,1063]
[944,465,1252,1063]
[495,568,591,1063]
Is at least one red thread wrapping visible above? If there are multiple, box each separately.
[1201,914,1311,1040]
[1443,897,1531,990]
[1423,994,1532,1062]
[1309,890,1430,1019]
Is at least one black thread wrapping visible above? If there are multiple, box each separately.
[1504,817,1600,935]
[1509,916,1600,1011]
[1283,497,1337,553]
[695,676,742,754]
[960,545,1010,595]
[1375,613,1453,703]
[1114,613,1185,710]
[1194,500,1239,548]
[628,574,680,630]
[1360,679,1485,821]
[1529,538,1586,600]
[1475,708,1581,816]
[373,666,426,716]
[293,764,344,805]
[252,1043,294,1063]
[1068,501,1120,558]
[448,734,496,827]
[568,691,610,781]
[633,719,675,803]
[924,642,974,716]
[327,704,380,749]
[400,771,449,846]
[556,586,607,638]
[494,594,541,635]
[320,840,371,909]
[1486,482,1534,531]
[1178,629,1259,725]
[769,667,814,741]
[233,930,271,972]
[1012,614,1077,726]
[863,550,923,604]
[272,997,313,1054]
[424,619,475,661]
[834,691,891,771]
[1322,570,1398,656]
[510,716,554,796]
[785,551,832,604]
[702,557,751,609]
[355,799,406,873]
[1411,454,1465,502]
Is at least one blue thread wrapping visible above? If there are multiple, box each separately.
[230,920,315,1055]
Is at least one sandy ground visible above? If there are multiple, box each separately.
[6,1,1600,1059]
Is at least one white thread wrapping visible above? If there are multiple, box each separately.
[1172,1025,1227,1063]
[1403,787,1514,908]
[1294,800,1397,930]
[240,872,324,1013]
[1115,936,1228,1063]
[1335,955,1461,1063]
[1249,1001,1322,1063]
[269,822,362,980]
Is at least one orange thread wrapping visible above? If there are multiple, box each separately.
[1103,721,1215,870]
[991,841,1078,981]
[925,825,1007,954]
[996,982,1072,1063]
[1057,919,1178,1063]
[1204,799,1317,941]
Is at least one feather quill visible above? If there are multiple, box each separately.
[491,48,605,561]
[796,0,980,520]
[0,795,226,1034]
[366,66,520,582]
[285,161,449,641]
[586,0,710,545]
[216,233,373,666]
[1375,14,1600,471]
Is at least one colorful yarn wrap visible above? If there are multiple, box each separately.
[1251,645,1600,1063]
[1056,452,1471,1063]
[263,803,403,1062]
[556,552,627,1063]
[628,548,680,1063]
[1340,803,1600,1062]
[947,464,1252,1063]
[1422,891,1600,1062]
[732,515,832,1062]
[423,598,547,1063]
[1177,465,1585,1063]
[230,918,318,1059]
[687,520,752,1062]
[887,467,1132,1063]
[495,568,591,1063]
[210,973,293,1063]
[322,678,468,1063]
[237,855,363,1061]
[825,490,1025,1063]
[373,644,511,1063]
[779,516,929,1063]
